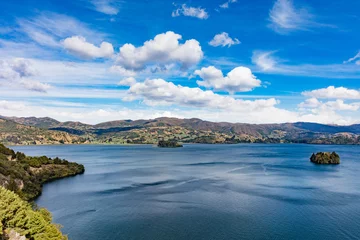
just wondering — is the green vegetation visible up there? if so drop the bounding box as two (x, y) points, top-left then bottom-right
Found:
(2, 116), (360, 145)
(0, 186), (67, 240)
(158, 140), (183, 148)
(310, 152), (340, 164)
(0, 144), (84, 200)
(0, 119), (86, 145)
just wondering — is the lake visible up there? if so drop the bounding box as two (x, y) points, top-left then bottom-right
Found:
(12, 144), (360, 240)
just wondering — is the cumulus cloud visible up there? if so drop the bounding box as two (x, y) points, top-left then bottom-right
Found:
(299, 98), (360, 112)
(172, 4), (209, 19)
(194, 66), (261, 93)
(125, 78), (274, 110)
(63, 36), (114, 59)
(298, 97), (321, 108)
(302, 86), (360, 99)
(118, 77), (136, 86)
(0, 58), (51, 92)
(209, 32), (240, 47)
(110, 65), (137, 77)
(115, 31), (203, 71)
(90, 0), (121, 15)
(268, 0), (316, 34)
(0, 100), (26, 111)
(0, 58), (37, 79)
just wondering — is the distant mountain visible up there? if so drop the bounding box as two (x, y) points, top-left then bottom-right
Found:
(0, 118), (86, 145)
(0, 115), (60, 128)
(1, 116), (359, 145)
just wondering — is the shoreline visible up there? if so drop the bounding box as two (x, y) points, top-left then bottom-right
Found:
(6, 142), (360, 147)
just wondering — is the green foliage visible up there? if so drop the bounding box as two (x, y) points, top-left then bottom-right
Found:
(0, 186), (67, 240)
(0, 144), (84, 200)
(310, 152), (340, 164)
(0, 144), (15, 158)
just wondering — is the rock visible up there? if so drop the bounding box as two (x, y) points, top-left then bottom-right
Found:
(6, 229), (26, 240)
(310, 152), (340, 164)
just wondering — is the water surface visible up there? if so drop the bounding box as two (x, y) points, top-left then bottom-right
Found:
(13, 144), (360, 240)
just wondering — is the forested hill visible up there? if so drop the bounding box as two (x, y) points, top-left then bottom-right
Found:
(0, 144), (85, 239)
(0, 144), (84, 200)
(1, 115), (360, 145)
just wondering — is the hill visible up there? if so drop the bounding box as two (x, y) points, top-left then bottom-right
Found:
(0, 119), (87, 145)
(0, 144), (84, 200)
(1, 116), (360, 145)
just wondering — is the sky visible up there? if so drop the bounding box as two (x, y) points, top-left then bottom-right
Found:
(0, 0), (360, 125)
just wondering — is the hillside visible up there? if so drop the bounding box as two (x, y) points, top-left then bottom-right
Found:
(1, 116), (360, 145)
(0, 144), (85, 200)
(0, 119), (87, 145)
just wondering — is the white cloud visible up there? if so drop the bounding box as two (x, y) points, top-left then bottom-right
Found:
(1, 96), (359, 125)
(62, 36), (114, 59)
(0, 39), (54, 59)
(110, 65), (137, 77)
(20, 27), (60, 48)
(118, 77), (136, 86)
(298, 97), (321, 108)
(268, 0), (318, 34)
(219, 2), (229, 9)
(90, 0), (121, 15)
(219, 0), (237, 9)
(194, 66), (261, 93)
(344, 51), (360, 64)
(125, 78), (273, 110)
(19, 79), (51, 93)
(252, 51), (278, 71)
(0, 58), (51, 92)
(299, 98), (360, 112)
(17, 12), (106, 48)
(252, 51), (360, 79)
(172, 4), (209, 19)
(302, 86), (360, 99)
(115, 31), (203, 71)
(209, 32), (240, 47)
(0, 58), (37, 79)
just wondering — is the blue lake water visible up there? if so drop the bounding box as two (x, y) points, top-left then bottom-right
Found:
(12, 144), (360, 240)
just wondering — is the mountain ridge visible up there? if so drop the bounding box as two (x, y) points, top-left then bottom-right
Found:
(0, 115), (359, 145)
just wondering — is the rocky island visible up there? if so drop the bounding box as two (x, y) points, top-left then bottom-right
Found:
(158, 140), (183, 148)
(310, 152), (340, 164)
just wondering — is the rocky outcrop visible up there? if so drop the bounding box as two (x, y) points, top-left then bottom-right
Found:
(5, 230), (26, 240)
(310, 152), (340, 164)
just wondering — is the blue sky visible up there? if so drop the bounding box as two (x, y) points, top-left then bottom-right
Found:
(0, 0), (360, 124)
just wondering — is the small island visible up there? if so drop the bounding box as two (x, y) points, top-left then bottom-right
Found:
(158, 140), (183, 148)
(310, 152), (340, 164)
